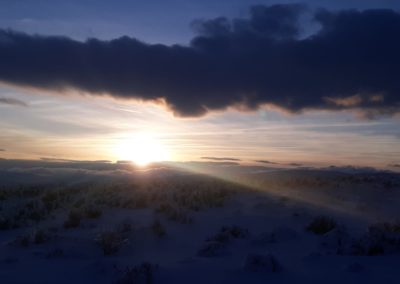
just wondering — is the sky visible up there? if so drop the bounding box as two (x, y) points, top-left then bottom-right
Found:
(0, 0), (399, 169)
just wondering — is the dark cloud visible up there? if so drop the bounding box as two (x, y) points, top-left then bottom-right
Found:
(40, 157), (112, 163)
(0, 97), (28, 107)
(117, 160), (134, 164)
(201, 156), (241, 161)
(255, 160), (278, 164)
(288, 163), (303, 167)
(0, 5), (400, 117)
(388, 164), (400, 168)
(0, 148), (5, 151)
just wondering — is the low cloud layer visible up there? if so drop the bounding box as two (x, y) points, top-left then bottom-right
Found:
(0, 4), (399, 117)
(201, 156), (241, 161)
(255, 160), (278, 165)
(0, 97), (28, 107)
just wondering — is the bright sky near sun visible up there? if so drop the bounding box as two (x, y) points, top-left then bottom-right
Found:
(0, 0), (400, 168)
(0, 84), (399, 168)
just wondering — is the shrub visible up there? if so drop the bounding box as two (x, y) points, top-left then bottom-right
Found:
(199, 225), (248, 257)
(10, 228), (51, 247)
(306, 216), (337, 235)
(95, 231), (127, 256)
(24, 201), (46, 222)
(243, 253), (281, 272)
(346, 262), (365, 273)
(74, 198), (86, 208)
(207, 225), (249, 243)
(84, 206), (102, 219)
(151, 220), (166, 238)
(0, 189), (10, 201)
(0, 215), (12, 230)
(319, 226), (352, 255)
(117, 220), (134, 234)
(221, 225), (249, 239)
(197, 241), (225, 257)
(156, 202), (193, 223)
(63, 210), (82, 229)
(115, 262), (158, 284)
(12, 235), (31, 247)
(369, 222), (400, 234)
(253, 227), (298, 245)
(46, 248), (64, 259)
(33, 228), (50, 244)
(156, 203), (193, 224)
(41, 191), (59, 211)
(348, 222), (400, 256)
(367, 244), (385, 256)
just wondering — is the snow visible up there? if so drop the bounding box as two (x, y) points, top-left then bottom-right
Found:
(1, 162), (400, 283)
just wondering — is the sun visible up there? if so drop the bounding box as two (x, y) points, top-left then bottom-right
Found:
(114, 133), (171, 166)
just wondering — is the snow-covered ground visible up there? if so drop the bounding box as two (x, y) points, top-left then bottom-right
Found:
(1, 160), (400, 283)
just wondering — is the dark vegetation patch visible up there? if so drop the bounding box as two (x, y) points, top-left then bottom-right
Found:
(115, 262), (158, 284)
(243, 253), (281, 272)
(0, 173), (241, 231)
(198, 225), (249, 257)
(306, 216), (337, 235)
(350, 222), (400, 256)
(320, 222), (400, 256)
(151, 219), (167, 238)
(95, 230), (128, 256)
(9, 228), (54, 248)
(155, 203), (193, 224)
(63, 209), (82, 229)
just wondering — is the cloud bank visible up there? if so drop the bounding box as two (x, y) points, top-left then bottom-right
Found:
(201, 156), (241, 161)
(255, 160), (278, 165)
(0, 97), (28, 107)
(0, 4), (399, 117)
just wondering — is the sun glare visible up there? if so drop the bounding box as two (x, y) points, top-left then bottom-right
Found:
(114, 133), (171, 166)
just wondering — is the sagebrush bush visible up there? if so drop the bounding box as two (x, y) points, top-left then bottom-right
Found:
(63, 210), (82, 228)
(306, 216), (337, 235)
(0, 189), (10, 201)
(243, 253), (281, 272)
(348, 221), (400, 256)
(33, 228), (50, 244)
(151, 220), (166, 238)
(367, 244), (385, 256)
(12, 235), (31, 247)
(117, 220), (134, 234)
(74, 198), (86, 208)
(10, 228), (51, 247)
(156, 203), (192, 224)
(84, 205), (102, 219)
(0, 215), (13, 230)
(115, 262), (158, 284)
(197, 241), (225, 257)
(46, 248), (64, 259)
(199, 225), (249, 257)
(369, 222), (400, 234)
(24, 200), (47, 222)
(41, 191), (59, 211)
(95, 230), (127, 256)
(207, 225), (249, 243)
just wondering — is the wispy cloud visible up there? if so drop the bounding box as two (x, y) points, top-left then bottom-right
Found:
(40, 157), (112, 163)
(288, 163), (303, 167)
(388, 163), (400, 168)
(255, 160), (278, 165)
(201, 156), (241, 161)
(0, 97), (28, 107)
